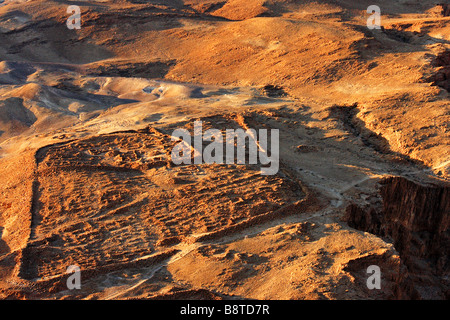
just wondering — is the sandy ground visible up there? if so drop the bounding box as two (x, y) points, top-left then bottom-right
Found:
(0, 0), (448, 299)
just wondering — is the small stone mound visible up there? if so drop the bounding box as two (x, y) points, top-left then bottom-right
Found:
(262, 84), (287, 98)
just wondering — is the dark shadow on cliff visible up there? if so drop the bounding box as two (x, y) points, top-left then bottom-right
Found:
(325, 103), (426, 166)
(345, 177), (450, 299)
(0, 226), (9, 256)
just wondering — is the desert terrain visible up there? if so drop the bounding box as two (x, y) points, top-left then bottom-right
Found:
(0, 0), (448, 300)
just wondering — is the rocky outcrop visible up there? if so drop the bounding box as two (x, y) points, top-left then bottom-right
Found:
(439, 3), (450, 17)
(345, 176), (450, 299)
(430, 50), (450, 92)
